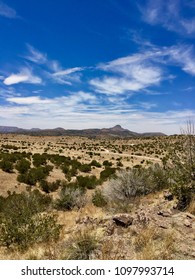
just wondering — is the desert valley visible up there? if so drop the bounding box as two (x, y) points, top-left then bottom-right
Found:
(0, 125), (194, 260)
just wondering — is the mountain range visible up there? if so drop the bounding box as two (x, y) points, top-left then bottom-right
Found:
(0, 125), (166, 138)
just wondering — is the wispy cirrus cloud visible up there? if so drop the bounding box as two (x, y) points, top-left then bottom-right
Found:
(0, 1), (18, 19)
(90, 43), (195, 95)
(24, 44), (47, 64)
(139, 0), (195, 35)
(51, 67), (84, 85)
(3, 67), (42, 85)
(23, 44), (84, 85)
(166, 44), (195, 75)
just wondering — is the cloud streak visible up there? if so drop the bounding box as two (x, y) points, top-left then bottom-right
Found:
(24, 44), (47, 64)
(139, 0), (195, 35)
(0, 1), (18, 18)
(90, 43), (195, 95)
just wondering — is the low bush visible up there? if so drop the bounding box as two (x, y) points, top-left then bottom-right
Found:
(104, 168), (151, 203)
(103, 160), (112, 167)
(63, 230), (98, 260)
(0, 159), (14, 173)
(0, 190), (60, 250)
(40, 179), (61, 193)
(17, 165), (53, 185)
(92, 189), (107, 207)
(77, 175), (98, 190)
(100, 167), (116, 182)
(79, 164), (91, 173)
(15, 158), (31, 174)
(90, 160), (101, 168)
(54, 185), (86, 211)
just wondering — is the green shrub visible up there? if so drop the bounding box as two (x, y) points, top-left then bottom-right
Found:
(90, 160), (101, 168)
(77, 175), (97, 190)
(17, 165), (53, 185)
(32, 153), (47, 167)
(100, 167), (116, 182)
(103, 160), (112, 167)
(0, 190), (59, 250)
(148, 163), (169, 191)
(15, 158), (31, 174)
(92, 189), (107, 207)
(79, 164), (91, 173)
(0, 159), (13, 173)
(40, 179), (61, 193)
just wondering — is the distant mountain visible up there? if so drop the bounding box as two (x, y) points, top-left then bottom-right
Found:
(0, 125), (166, 138)
(0, 126), (22, 133)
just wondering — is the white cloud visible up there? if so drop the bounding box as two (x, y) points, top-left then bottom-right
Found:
(24, 44), (47, 64)
(0, 1), (18, 18)
(90, 77), (145, 94)
(7, 96), (52, 105)
(51, 67), (83, 85)
(1, 95), (194, 134)
(22, 44), (84, 85)
(138, 102), (157, 110)
(3, 68), (42, 85)
(91, 51), (163, 95)
(139, 0), (195, 35)
(53, 67), (83, 76)
(90, 43), (195, 95)
(167, 45), (195, 76)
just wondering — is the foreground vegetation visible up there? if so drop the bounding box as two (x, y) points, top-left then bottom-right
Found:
(0, 124), (194, 259)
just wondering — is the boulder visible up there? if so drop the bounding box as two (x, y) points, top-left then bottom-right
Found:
(113, 214), (134, 228)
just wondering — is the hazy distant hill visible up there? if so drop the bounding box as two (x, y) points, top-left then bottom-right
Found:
(0, 125), (166, 138)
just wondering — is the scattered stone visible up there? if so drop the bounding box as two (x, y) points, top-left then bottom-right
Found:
(113, 214), (134, 228)
(164, 191), (173, 201)
(184, 219), (192, 228)
(186, 213), (195, 220)
(106, 222), (115, 236)
(134, 211), (150, 226)
(157, 210), (172, 217)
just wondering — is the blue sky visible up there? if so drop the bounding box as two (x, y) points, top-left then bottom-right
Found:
(0, 0), (195, 134)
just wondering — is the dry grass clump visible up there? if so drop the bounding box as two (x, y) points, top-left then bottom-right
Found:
(133, 226), (175, 260)
(98, 238), (130, 260)
(187, 198), (195, 215)
(61, 228), (98, 260)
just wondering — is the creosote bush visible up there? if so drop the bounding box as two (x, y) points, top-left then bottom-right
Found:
(92, 189), (107, 207)
(40, 179), (61, 193)
(77, 175), (98, 190)
(15, 158), (31, 174)
(0, 190), (60, 250)
(0, 159), (13, 173)
(17, 165), (53, 185)
(100, 167), (116, 183)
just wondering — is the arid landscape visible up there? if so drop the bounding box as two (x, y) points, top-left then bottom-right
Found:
(0, 126), (194, 260)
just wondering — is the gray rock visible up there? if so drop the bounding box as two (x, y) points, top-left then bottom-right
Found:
(113, 214), (134, 228)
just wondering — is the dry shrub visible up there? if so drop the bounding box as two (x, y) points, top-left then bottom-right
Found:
(134, 226), (175, 260)
(62, 228), (98, 260)
(98, 238), (128, 260)
(104, 169), (150, 204)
